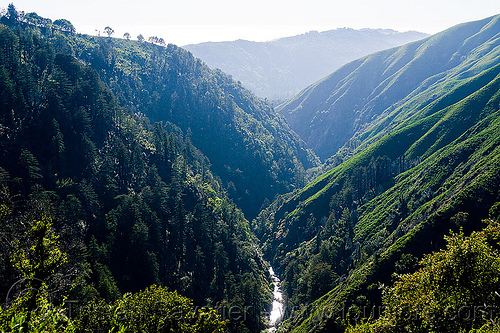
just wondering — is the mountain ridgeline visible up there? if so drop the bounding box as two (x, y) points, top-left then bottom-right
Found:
(2, 3), (500, 333)
(184, 29), (428, 100)
(257, 14), (500, 332)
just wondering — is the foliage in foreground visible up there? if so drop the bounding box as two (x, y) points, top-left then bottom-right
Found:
(0, 285), (226, 333)
(76, 285), (226, 333)
(346, 220), (500, 333)
(0, 210), (226, 333)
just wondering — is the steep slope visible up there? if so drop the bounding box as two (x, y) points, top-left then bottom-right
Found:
(278, 14), (500, 160)
(0, 18), (271, 333)
(347, 221), (500, 333)
(184, 29), (428, 100)
(255, 14), (500, 333)
(67, 35), (318, 220)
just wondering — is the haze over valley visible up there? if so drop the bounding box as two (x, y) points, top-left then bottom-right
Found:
(184, 29), (428, 100)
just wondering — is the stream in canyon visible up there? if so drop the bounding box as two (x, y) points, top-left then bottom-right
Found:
(268, 266), (284, 332)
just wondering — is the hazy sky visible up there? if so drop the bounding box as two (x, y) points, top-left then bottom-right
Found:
(5, 0), (500, 45)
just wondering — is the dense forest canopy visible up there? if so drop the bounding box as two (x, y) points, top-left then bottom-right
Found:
(2, 4), (500, 333)
(0, 5), (280, 332)
(52, 20), (318, 220)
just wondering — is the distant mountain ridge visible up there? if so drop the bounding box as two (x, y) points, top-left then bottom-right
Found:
(184, 28), (428, 100)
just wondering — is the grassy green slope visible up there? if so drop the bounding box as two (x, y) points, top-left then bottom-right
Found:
(278, 14), (500, 161)
(257, 15), (500, 333)
(283, 83), (500, 333)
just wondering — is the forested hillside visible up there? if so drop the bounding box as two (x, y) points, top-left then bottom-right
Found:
(8, 9), (320, 220)
(63, 31), (318, 220)
(184, 29), (427, 100)
(255, 14), (500, 332)
(0, 7), (280, 332)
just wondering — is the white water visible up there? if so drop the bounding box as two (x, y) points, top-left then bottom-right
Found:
(268, 266), (284, 332)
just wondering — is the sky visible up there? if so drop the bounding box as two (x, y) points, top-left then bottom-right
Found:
(4, 0), (500, 45)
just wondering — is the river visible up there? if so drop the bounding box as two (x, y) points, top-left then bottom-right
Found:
(268, 266), (284, 332)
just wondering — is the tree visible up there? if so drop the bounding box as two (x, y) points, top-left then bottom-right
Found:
(12, 215), (68, 307)
(53, 19), (75, 33)
(148, 36), (158, 44)
(0, 293), (75, 333)
(24, 12), (52, 27)
(158, 37), (166, 46)
(77, 285), (226, 332)
(0, 213), (72, 331)
(303, 261), (336, 302)
(123, 32), (131, 40)
(104, 26), (114, 37)
(5, 3), (19, 25)
(137, 34), (145, 42)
